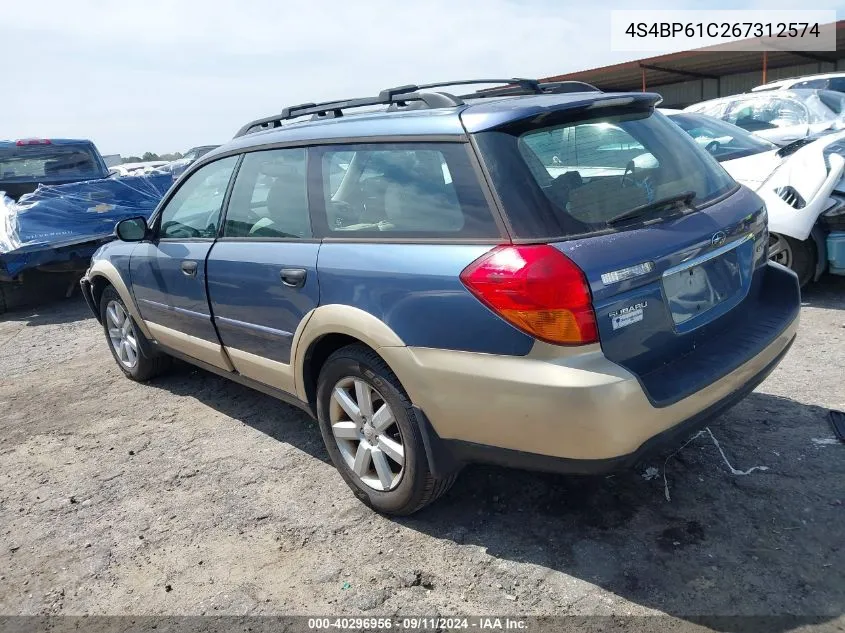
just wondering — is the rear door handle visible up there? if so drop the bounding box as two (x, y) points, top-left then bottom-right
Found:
(181, 260), (198, 277)
(280, 268), (307, 288)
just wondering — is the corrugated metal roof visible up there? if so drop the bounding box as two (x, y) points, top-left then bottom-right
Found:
(543, 22), (845, 92)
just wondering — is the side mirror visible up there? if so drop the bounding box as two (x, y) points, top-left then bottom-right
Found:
(115, 217), (148, 242)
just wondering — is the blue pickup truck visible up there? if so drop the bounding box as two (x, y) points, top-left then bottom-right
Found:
(0, 138), (110, 201)
(0, 139), (171, 313)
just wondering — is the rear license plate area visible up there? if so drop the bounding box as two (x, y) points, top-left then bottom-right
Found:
(662, 249), (744, 325)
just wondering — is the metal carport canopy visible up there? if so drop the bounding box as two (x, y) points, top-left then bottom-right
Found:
(542, 21), (845, 92)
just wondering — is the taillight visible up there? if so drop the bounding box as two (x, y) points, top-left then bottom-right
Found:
(459, 244), (598, 345)
(16, 139), (52, 146)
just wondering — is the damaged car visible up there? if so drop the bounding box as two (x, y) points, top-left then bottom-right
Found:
(684, 90), (845, 147)
(1, 173), (173, 313)
(665, 110), (845, 286)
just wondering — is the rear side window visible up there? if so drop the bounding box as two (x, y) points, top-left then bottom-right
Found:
(0, 144), (104, 181)
(475, 110), (736, 239)
(224, 148), (311, 238)
(314, 143), (499, 239)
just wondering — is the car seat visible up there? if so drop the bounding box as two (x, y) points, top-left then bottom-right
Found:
(250, 170), (310, 238)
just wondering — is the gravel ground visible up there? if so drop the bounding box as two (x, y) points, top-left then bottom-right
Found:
(0, 276), (843, 629)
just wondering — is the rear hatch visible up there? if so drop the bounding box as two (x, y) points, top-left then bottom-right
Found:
(470, 97), (797, 405)
(553, 186), (784, 405)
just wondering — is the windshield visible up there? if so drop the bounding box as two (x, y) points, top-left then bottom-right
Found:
(668, 113), (777, 162)
(476, 109), (737, 238)
(0, 144), (103, 182)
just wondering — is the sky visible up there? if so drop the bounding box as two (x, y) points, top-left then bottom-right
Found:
(2, 0), (842, 156)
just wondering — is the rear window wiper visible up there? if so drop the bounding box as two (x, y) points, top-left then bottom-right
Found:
(607, 191), (696, 226)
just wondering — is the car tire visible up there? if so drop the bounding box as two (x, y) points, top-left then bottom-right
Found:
(316, 344), (457, 515)
(770, 233), (816, 288)
(99, 285), (170, 381)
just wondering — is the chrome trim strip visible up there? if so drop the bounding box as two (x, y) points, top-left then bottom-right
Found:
(662, 234), (753, 278)
(215, 315), (293, 339)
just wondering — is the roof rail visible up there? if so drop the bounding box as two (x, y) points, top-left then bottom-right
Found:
(380, 78), (542, 98)
(233, 78), (602, 138)
(234, 90), (465, 138)
(460, 80), (601, 99)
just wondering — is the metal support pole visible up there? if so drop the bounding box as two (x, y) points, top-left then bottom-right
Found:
(762, 51), (768, 84)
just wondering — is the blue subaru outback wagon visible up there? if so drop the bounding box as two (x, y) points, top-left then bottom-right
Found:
(81, 79), (800, 514)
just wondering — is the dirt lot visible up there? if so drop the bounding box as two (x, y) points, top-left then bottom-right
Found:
(0, 276), (843, 628)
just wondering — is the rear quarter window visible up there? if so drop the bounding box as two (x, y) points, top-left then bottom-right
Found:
(312, 143), (500, 239)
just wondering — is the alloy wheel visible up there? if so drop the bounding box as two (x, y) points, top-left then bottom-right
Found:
(768, 233), (793, 269)
(106, 300), (139, 369)
(329, 377), (405, 491)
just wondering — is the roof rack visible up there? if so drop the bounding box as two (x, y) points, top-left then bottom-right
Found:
(459, 80), (601, 99)
(234, 90), (464, 137)
(234, 78), (602, 137)
(381, 78), (543, 98)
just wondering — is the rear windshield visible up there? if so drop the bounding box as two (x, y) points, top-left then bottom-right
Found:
(668, 113), (777, 162)
(476, 109), (737, 239)
(0, 144), (104, 182)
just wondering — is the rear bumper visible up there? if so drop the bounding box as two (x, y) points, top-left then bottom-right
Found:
(418, 334), (794, 476)
(380, 267), (800, 470)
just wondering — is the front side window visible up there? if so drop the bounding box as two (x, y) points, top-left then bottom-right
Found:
(476, 109), (737, 238)
(316, 143), (498, 238)
(158, 156), (238, 239)
(223, 148), (310, 238)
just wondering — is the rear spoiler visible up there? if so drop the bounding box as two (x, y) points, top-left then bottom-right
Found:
(461, 93), (664, 134)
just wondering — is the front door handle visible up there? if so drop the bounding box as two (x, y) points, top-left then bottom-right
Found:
(181, 260), (198, 277)
(280, 268), (307, 288)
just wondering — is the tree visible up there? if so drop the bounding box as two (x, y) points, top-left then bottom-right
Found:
(141, 152), (160, 162)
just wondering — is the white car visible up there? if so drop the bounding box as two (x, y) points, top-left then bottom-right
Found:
(752, 72), (845, 93)
(108, 161), (169, 177)
(683, 90), (845, 147)
(665, 110), (845, 285)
